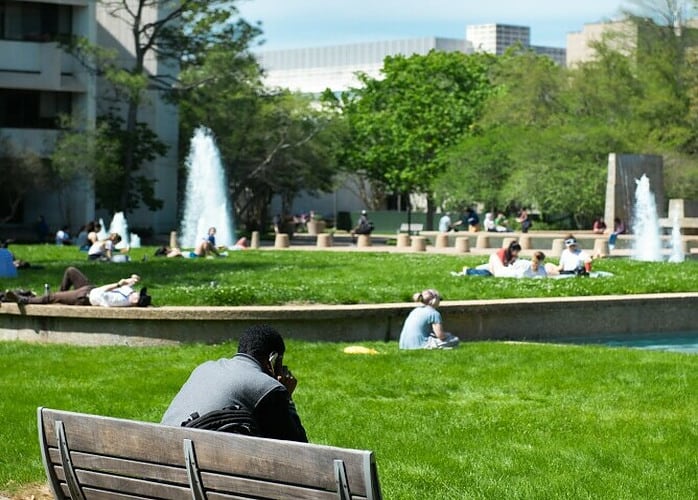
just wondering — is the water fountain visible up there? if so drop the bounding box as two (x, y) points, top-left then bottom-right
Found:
(668, 205), (685, 263)
(179, 127), (235, 249)
(107, 212), (131, 250)
(97, 218), (108, 241)
(631, 174), (663, 262)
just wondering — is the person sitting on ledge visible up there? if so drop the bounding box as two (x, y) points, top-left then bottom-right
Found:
(3, 266), (151, 307)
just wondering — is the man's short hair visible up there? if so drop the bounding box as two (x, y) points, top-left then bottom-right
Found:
(238, 325), (285, 359)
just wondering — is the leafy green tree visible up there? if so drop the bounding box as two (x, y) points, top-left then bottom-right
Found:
(0, 136), (49, 223)
(337, 50), (496, 227)
(177, 46), (341, 231)
(440, 49), (636, 227)
(65, 0), (261, 212)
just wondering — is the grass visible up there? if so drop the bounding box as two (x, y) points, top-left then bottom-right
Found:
(4, 244), (698, 305)
(0, 340), (696, 498)
(2, 245), (697, 498)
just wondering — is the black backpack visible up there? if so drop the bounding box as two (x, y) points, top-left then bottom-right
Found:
(181, 404), (259, 436)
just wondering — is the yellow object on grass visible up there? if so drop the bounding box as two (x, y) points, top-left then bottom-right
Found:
(343, 345), (380, 355)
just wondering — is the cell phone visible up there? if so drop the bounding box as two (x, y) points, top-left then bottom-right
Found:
(268, 352), (279, 376)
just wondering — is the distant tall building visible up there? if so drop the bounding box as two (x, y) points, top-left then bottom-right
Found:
(466, 24), (530, 54)
(566, 21), (635, 66)
(466, 23), (566, 65)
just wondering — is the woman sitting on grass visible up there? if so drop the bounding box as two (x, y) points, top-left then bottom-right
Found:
(398, 289), (459, 350)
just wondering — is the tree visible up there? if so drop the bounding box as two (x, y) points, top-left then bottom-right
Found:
(0, 136), (49, 223)
(65, 0), (261, 212)
(337, 50), (496, 227)
(177, 45), (342, 231)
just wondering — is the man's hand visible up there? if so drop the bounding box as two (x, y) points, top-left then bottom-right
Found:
(277, 366), (297, 395)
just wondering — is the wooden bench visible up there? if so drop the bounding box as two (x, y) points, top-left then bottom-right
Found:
(38, 407), (383, 499)
(397, 223), (423, 235)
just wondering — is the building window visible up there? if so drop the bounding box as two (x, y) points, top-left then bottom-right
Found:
(0, 89), (72, 129)
(0, 0), (72, 42)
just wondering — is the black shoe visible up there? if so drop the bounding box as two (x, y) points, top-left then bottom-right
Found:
(4, 290), (19, 303)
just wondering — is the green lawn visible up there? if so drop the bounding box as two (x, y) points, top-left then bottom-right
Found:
(1, 340), (696, 498)
(4, 244), (698, 306)
(2, 245), (697, 498)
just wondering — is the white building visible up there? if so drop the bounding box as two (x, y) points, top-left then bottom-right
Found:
(0, 0), (178, 235)
(467, 23), (566, 65)
(259, 37), (470, 96)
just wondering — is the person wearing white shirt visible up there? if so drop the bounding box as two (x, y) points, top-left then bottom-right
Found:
(556, 236), (592, 275)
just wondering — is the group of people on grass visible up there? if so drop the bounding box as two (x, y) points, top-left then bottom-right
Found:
(456, 236), (592, 279)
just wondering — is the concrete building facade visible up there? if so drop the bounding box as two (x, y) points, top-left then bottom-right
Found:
(0, 0), (178, 236)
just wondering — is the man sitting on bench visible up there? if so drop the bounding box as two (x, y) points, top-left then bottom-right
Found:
(351, 209), (374, 243)
(161, 324), (308, 442)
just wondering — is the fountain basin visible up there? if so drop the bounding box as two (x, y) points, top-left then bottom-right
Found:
(1, 293), (696, 347)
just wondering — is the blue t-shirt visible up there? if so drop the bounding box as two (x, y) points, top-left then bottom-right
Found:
(398, 305), (442, 349)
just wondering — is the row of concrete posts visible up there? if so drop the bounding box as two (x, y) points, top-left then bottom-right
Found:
(269, 232), (613, 257)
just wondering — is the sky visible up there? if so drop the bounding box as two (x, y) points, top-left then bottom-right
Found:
(236, 0), (633, 52)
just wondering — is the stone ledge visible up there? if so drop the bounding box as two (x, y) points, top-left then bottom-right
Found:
(1, 293), (696, 346)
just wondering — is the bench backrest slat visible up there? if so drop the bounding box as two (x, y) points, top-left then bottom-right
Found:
(39, 407), (382, 500)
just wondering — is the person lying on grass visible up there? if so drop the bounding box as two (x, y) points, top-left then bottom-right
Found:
(3, 266), (151, 307)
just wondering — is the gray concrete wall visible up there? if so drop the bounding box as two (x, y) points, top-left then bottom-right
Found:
(1, 294), (696, 346)
(605, 153), (665, 228)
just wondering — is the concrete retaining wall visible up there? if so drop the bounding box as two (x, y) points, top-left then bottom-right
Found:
(1, 293), (696, 346)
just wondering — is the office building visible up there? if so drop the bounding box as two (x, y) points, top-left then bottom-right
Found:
(467, 23), (566, 65)
(0, 0), (178, 234)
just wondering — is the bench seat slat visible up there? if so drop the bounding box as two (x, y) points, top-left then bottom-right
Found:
(81, 487), (172, 500)
(201, 471), (346, 500)
(48, 449), (191, 485)
(76, 471), (191, 500)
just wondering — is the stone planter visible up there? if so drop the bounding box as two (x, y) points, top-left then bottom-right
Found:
(307, 220), (326, 235)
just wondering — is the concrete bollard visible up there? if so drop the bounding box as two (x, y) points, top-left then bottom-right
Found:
(357, 234), (372, 247)
(455, 236), (470, 253)
(476, 234), (490, 249)
(435, 233), (449, 249)
(169, 231), (178, 249)
(502, 237), (517, 248)
(250, 231), (260, 249)
(396, 233), (411, 248)
(551, 238), (564, 258)
(519, 235), (532, 250)
(593, 238), (609, 258)
(316, 233), (332, 248)
(274, 233), (290, 249)
(411, 236), (427, 252)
